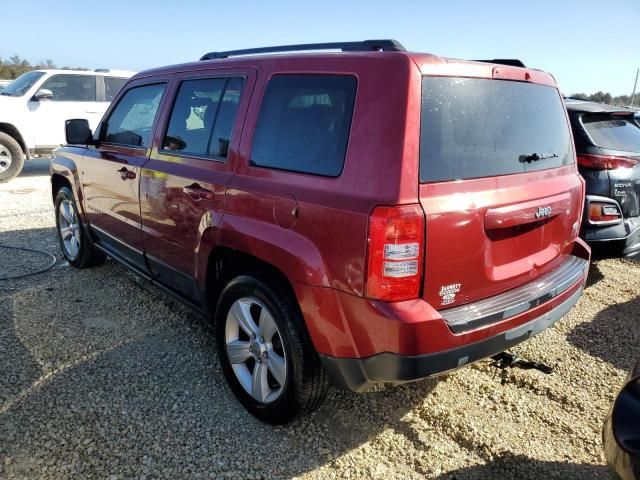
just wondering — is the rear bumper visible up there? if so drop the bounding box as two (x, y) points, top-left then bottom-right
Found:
(320, 286), (583, 391)
(584, 215), (640, 256)
(582, 195), (640, 256)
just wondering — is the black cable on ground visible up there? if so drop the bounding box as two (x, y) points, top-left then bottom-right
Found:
(0, 244), (57, 280)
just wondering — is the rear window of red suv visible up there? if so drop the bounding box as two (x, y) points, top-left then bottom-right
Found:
(420, 77), (573, 183)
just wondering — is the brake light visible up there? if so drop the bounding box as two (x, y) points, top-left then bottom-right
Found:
(589, 202), (621, 222)
(366, 204), (425, 301)
(577, 154), (638, 170)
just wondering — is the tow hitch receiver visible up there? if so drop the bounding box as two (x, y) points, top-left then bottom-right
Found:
(491, 351), (553, 374)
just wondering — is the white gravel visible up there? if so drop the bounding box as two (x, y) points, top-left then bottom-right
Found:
(1, 162), (638, 479)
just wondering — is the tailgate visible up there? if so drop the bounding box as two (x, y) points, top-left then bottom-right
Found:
(418, 76), (582, 309)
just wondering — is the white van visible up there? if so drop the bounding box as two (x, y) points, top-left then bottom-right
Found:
(0, 69), (135, 181)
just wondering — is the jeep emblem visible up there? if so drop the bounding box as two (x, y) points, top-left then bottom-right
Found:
(535, 206), (552, 219)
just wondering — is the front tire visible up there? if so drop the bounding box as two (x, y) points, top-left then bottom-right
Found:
(215, 275), (329, 424)
(55, 186), (105, 268)
(0, 132), (25, 183)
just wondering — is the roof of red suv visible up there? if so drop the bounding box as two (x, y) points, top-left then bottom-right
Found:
(130, 39), (558, 89)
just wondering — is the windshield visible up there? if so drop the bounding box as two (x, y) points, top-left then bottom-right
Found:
(420, 77), (573, 182)
(582, 115), (640, 153)
(1, 71), (45, 97)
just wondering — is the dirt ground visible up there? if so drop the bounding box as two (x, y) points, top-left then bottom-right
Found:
(1, 161), (638, 479)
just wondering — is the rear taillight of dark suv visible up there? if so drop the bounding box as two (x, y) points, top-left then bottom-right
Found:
(365, 204), (425, 301)
(577, 154), (638, 170)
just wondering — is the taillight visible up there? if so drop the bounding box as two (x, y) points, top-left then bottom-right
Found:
(589, 202), (622, 223)
(577, 154), (638, 170)
(366, 204), (425, 301)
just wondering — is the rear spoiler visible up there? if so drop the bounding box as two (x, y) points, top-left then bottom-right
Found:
(475, 59), (526, 68)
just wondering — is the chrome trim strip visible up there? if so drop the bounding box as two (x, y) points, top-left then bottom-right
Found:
(441, 256), (588, 333)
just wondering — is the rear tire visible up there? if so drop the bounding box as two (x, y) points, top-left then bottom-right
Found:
(54, 186), (105, 268)
(215, 274), (329, 424)
(0, 132), (25, 183)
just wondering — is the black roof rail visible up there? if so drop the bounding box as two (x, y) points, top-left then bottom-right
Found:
(200, 39), (406, 61)
(474, 59), (526, 68)
(94, 68), (110, 73)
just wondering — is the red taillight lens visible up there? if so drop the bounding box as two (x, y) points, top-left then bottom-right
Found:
(366, 204), (425, 302)
(589, 202), (621, 222)
(577, 154), (638, 170)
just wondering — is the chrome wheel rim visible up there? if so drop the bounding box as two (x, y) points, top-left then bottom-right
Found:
(58, 199), (81, 260)
(225, 297), (287, 403)
(0, 144), (12, 174)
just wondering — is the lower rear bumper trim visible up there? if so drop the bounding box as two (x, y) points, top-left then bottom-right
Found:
(320, 286), (583, 392)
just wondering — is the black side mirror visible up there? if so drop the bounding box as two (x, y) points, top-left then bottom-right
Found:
(65, 119), (94, 145)
(612, 376), (640, 454)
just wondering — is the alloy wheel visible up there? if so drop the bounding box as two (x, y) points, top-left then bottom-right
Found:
(224, 297), (287, 403)
(0, 144), (12, 174)
(58, 199), (81, 260)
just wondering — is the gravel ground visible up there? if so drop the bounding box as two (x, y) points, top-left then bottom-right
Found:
(1, 161), (638, 479)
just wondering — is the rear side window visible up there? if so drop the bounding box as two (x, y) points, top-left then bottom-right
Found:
(250, 75), (357, 176)
(41, 74), (96, 101)
(162, 77), (244, 158)
(420, 77), (572, 182)
(103, 83), (165, 148)
(105, 77), (128, 101)
(582, 116), (640, 153)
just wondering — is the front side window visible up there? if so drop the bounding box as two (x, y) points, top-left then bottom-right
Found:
(162, 77), (244, 158)
(41, 74), (96, 101)
(1, 71), (45, 97)
(103, 83), (165, 148)
(250, 75), (357, 176)
(105, 77), (128, 102)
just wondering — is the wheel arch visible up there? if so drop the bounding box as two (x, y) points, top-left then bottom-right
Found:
(0, 123), (28, 158)
(204, 246), (299, 316)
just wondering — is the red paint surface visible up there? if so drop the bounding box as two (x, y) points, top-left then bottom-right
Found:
(51, 50), (590, 362)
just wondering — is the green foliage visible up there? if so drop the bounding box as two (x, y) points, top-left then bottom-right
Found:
(0, 56), (88, 80)
(569, 91), (635, 107)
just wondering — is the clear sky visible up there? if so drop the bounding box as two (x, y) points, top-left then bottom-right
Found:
(3, 0), (639, 96)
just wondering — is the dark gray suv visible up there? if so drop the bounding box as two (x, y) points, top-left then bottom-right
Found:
(565, 99), (640, 257)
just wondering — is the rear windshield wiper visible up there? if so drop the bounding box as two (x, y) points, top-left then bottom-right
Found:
(519, 152), (558, 163)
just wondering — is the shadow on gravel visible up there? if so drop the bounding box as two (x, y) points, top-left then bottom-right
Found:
(585, 260), (605, 289)
(17, 158), (50, 178)
(437, 453), (611, 480)
(567, 294), (640, 372)
(0, 325), (441, 479)
(0, 296), (42, 407)
(1, 225), (443, 479)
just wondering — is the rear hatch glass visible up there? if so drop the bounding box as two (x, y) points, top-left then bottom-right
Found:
(582, 114), (640, 218)
(582, 115), (640, 153)
(420, 77), (573, 182)
(418, 77), (583, 311)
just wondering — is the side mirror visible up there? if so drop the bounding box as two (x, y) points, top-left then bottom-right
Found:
(65, 119), (94, 145)
(33, 88), (54, 101)
(612, 375), (640, 454)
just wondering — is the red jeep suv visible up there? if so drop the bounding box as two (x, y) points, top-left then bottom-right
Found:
(51, 40), (590, 424)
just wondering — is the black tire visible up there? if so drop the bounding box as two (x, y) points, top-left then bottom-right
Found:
(215, 274), (329, 424)
(0, 132), (25, 183)
(54, 186), (105, 268)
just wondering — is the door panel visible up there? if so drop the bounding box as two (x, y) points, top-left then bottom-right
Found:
(82, 81), (167, 271)
(82, 145), (148, 268)
(32, 74), (98, 147)
(140, 72), (254, 304)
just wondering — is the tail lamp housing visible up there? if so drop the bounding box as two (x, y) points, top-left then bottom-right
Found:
(589, 201), (622, 224)
(365, 204), (425, 302)
(577, 154), (638, 170)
